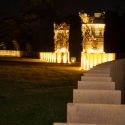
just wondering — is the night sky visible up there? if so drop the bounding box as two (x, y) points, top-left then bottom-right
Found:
(65, 0), (125, 14)
(0, 0), (21, 17)
(0, 0), (125, 18)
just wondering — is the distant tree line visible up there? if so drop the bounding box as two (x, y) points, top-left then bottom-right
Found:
(0, 0), (66, 52)
(0, 0), (125, 56)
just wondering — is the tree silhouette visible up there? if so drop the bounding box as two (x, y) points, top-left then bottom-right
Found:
(0, 16), (22, 50)
(20, 0), (66, 51)
(104, 10), (124, 52)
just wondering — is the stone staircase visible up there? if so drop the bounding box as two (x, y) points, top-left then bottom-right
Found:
(53, 62), (125, 125)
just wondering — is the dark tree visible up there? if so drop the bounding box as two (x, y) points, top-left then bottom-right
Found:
(21, 0), (66, 18)
(20, 0), (66, 51)
(104, 10), (125, 53)
(68, 14), (82, 62)
(0, 16), (22, 50)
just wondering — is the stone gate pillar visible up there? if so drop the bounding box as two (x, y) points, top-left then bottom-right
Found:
(79, 11), (105, 53)
(79, 11), (115, 70)
(54, 22), (70, 63)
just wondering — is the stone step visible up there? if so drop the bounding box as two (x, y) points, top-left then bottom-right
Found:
(90, 67), (110, 70)
(84, 73), (110, 77)
(73, 89), (121, 104)
(53, 123), (124, 125)
(92, 67), (110, 70)
(78, 81), (115, 90)
(81, 76), (112, 82)
(88, 69), (110, 73)
(95, 64), (112, 68)
(67, 103), (125, 124)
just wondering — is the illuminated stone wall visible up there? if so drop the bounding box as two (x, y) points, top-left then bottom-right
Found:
(0, 50), (21, 57)
(79, 12), (115, 70)
(40, 52), (56, 62)
(39, 22), (70, 63)
(81, 52), (115, 70)
(40, 52), (69, 63)
(54, 22), (70, 53)
(39, 23), (70, 63)
(79, 12), (105, 53)
(81, 24), (105, 53)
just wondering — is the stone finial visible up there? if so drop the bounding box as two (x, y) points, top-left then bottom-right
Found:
(54, 22), (70, 30)
(79, 11), (94, 24)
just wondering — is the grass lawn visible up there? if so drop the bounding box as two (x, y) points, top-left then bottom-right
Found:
(0, 61), (85, 125)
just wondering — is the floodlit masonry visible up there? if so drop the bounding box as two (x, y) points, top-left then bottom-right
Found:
(79, 11), (115, 70)
(40, 11), (115, 67)
(0, 50), (21, 57)
(81, 53), (115, 70)
(40, 22), (70, 63)
(40, 52), (69, 63)
(0, 12), (115, 66)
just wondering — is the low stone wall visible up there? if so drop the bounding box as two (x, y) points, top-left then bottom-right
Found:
(81, 52), (115, 70)
(40, 52), (70, 63)
(53, 59), (125, 125)
(0, 50), (40, 58)
(40, 52), (56, 62)
(0, 50), (21, 57)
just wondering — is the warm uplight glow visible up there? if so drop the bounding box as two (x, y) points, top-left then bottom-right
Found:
(40, 52), (69, 63)
(81, 52), (115, 70)
(79, 12), (113, 70)
(56, 53), (61, 63)
(71, 57), (76, 63)
(40, 52), (56, 63)
(54, 22), (69, 53)
(81, 24), (105, 53)
(79, 67), (82, 70)
(86, 48), (104, 53)
(63, 53), (67, 63)
(55, 48), (68, 53)
(48, 22), (70, 64)
(94, 13), (102, 17)
(0, 50), (21, 57)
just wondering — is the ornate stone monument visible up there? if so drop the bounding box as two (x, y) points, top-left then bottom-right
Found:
(79, 11), (105, 53)
(54, 22), (70, 53)
(53, 22), (70, 63)
(79, 11), (115, 70)
(40, 22), (70, 63)
(40, 12), (115, 65)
